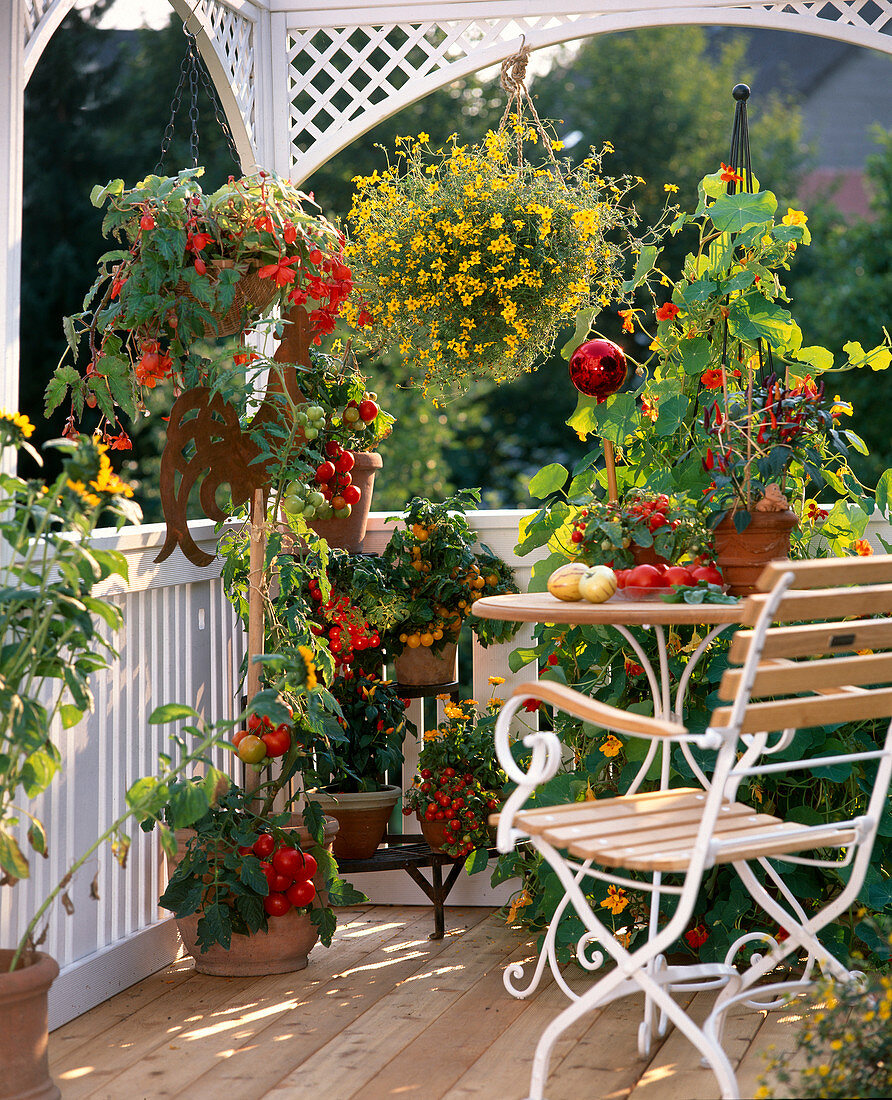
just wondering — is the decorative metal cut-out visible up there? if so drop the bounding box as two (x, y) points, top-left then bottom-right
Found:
(155, 386), (271, 566)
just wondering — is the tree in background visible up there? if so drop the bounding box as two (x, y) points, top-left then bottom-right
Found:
(785, 128), (892, 485)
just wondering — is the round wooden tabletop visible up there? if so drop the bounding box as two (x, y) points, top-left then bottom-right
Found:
(471, 591), (744, 627)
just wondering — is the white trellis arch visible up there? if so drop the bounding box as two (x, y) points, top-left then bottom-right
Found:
(3, 0), (892, 415)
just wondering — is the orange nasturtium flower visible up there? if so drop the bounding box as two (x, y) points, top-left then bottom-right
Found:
(600, 885), (630, 915)
(853, 539), (874, 557)
(782, 207), (808, 227)
(600, 734), (623, 758)
(617, 308), (636, 333)
(655, 301), (680, 323)
(701, 368), (725, 390)
(719, 162), (743, 183)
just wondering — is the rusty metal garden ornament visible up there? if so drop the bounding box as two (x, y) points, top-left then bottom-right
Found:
(154, 386), (271, 567)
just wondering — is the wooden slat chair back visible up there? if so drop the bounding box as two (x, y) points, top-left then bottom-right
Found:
(490, 554), (892, 1100)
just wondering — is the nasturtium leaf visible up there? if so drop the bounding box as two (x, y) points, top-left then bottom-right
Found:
(728, 297), (800, 351)
(528, 463), (568, 500)
(876, 470), (892, 518)
(560, 307), (596, 360)
(465, 847), (491, 876)
(678, 337), (711, 376)
(708, 190), (777, 232)
(844, 340), (892, 372)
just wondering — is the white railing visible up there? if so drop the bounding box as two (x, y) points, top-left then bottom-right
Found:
(1, 510), (541, 1028)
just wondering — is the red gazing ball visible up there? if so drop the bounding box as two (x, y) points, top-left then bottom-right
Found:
(568, 339), (628, 401)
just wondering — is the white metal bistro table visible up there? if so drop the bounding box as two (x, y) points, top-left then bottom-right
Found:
(471, 590), (744, 1053)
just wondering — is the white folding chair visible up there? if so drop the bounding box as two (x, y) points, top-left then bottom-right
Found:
(492, 554), (892, 1099)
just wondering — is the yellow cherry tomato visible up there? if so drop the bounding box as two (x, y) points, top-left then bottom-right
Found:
(407, 633), (422, 649)
(237, 734), (267, 764)
(420, 632), (434, 647)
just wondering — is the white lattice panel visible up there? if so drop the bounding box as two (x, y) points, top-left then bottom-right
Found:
(281, 0), (892, 180)
(23, 0), (53, 43)
(195, 0), (258, 151)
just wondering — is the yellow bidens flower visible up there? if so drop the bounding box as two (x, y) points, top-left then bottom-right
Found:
(91, 452), (134, 499)
(0, 409), (36, 439)
(488, 675), (506, 686)
(297, 644), (318, 691)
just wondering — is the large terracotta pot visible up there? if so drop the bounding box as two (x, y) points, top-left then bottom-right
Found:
(713, 510), (799, 596)
(167, 816), (338, 976)
(306, 785), (400, 860)
(307, 451), (383, 551)
(394, 642), (458, 687)
(0, 949), (60, 1100)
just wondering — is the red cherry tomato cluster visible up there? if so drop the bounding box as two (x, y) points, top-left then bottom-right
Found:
(614, 561), (723, 590)
(237, 835), (319, 916)
(307, 576), (381, 670)
(232, 712), (293, 764)
(405, 768), (501, 858)
(314, 442), (363, 514)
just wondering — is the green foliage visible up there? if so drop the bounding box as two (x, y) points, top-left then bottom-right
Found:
(0, 424), (140, 894)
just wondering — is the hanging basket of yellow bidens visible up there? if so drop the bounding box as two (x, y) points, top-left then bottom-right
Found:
(344, 40), (646, 403)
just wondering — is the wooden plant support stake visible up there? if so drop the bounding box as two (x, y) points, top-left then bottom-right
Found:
(604, 439), (618, 502)
(245, 486), (267, 796)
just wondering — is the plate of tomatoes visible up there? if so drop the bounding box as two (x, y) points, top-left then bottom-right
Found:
(615, 561), (724, 600)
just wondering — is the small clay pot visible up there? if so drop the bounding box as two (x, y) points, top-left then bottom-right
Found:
(306, 451), (383, 551)
(306, 786), (400, 860)
(418, 815), (449, 855)
(713, 510), (799, 596)
(393, 642), (458, 687)
(0, 949), (60, 1100)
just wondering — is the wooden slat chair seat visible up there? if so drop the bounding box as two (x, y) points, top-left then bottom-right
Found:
(491, 553), (892, 1100)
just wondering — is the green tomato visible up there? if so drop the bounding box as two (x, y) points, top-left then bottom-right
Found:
(237, 734), (267, 764)
(304, 426), (319, 441)
(316, 503), (334, 520)
(307, 490), (325, 507)
(334, 505), (352, 519)
(283, 496), (305, 516)
(306, 405), (325, 422)
(303, 505), (317, 520)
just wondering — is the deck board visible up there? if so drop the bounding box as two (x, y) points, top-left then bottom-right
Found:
(50, 906), (804, 1099)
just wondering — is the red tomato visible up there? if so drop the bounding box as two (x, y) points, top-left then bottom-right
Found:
(261, 723), (292, 758)
(270, 873), (292, 892)
(335, 451), (355, 473)
(247, 713), (262, 732)
(358, 399), (379, 422)
(272, 846), (306, 880)
(232, 729), (249, 747)
(627, 564), (663, 589)
(252, 833), (275, 858)
(315, 461), (336, 483)
(648, 513), (668, 531)
(263, 892), (291, 917)
(286, 880), (316, 908)
(692, 564), (724, 586)
(614, 569), (628, 589)
(258, 862), (276, 887)
(299, 852), (318, 879)
(342, 484), (361, 506)
(664, 565), (695, 587)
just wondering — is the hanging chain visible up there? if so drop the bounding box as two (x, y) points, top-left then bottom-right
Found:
(153, 15), (241, 175)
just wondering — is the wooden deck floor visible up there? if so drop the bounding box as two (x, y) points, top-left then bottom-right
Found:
(49, 906), (806, 1099)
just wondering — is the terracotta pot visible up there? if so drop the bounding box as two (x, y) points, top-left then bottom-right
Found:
(167, 815), (338, 976)
(713, 510), (799, 596)
(394, 642), (458, 687)
(630, 542), (670, 568)
(0, 949), (60, 1100)
(418, 815), (449, 855)
(175, 259), (278, 338)
(306, 786), (400, 860)
(306, 451), (383, 551)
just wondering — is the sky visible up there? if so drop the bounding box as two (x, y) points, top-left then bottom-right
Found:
(80, 0), (171, 30)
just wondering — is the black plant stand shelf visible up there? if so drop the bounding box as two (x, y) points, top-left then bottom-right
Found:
(336, 834), (468, 940)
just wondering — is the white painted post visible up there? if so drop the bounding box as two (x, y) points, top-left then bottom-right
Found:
(1, 0), (24, 444)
